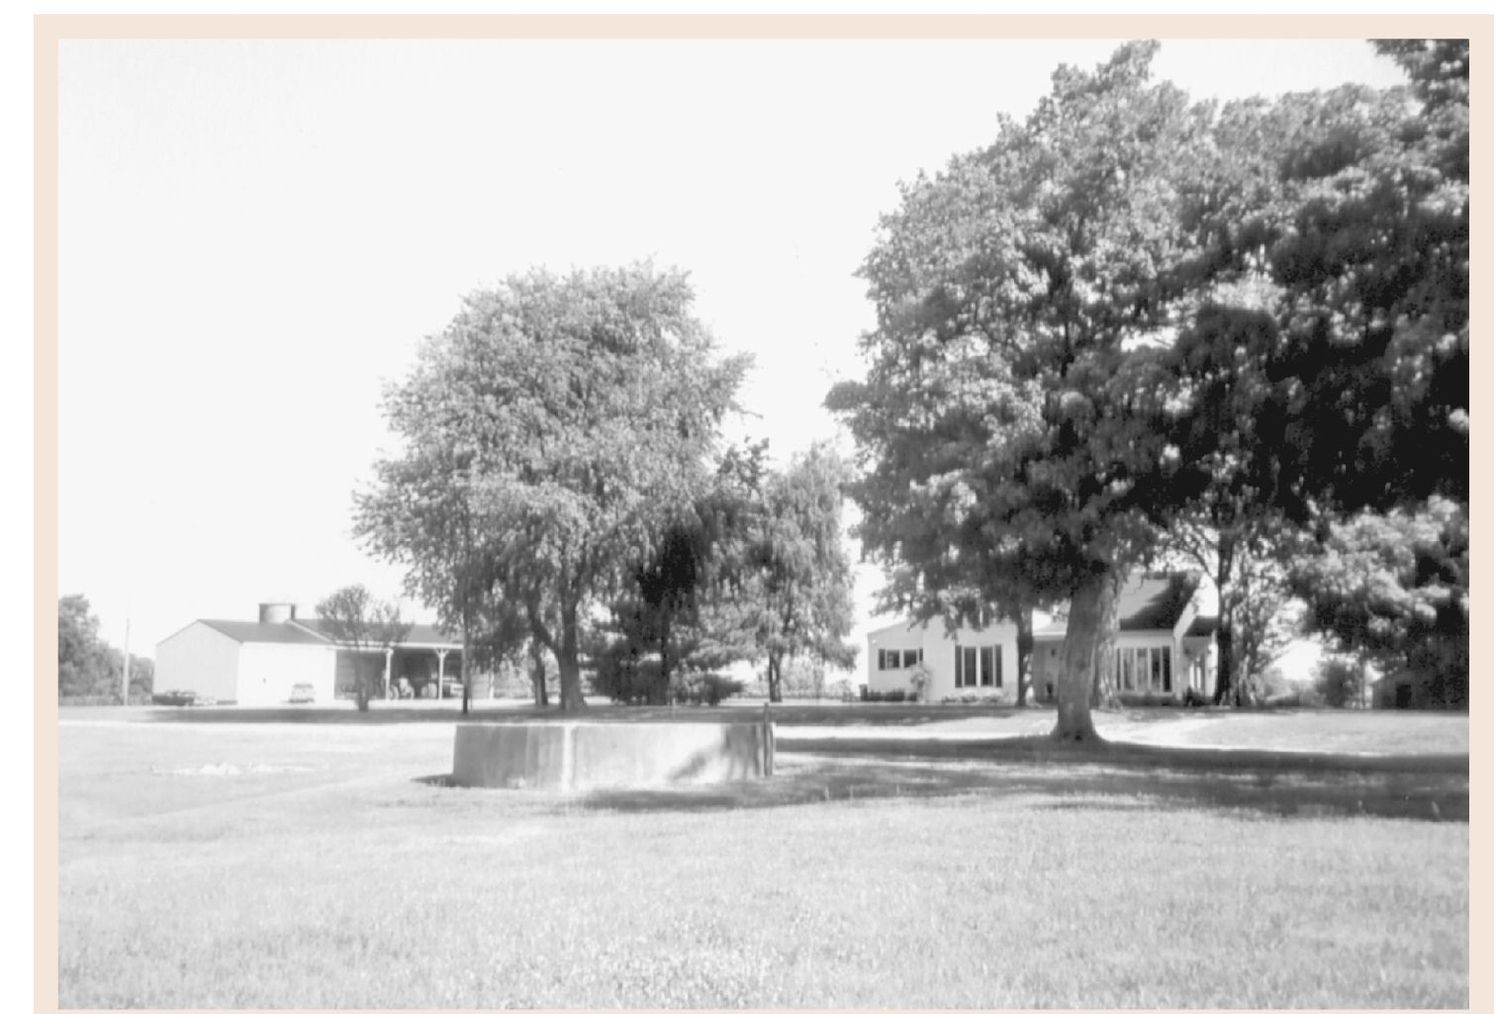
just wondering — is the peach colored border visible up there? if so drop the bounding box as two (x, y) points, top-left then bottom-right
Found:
(34, 14), (1492, 1014)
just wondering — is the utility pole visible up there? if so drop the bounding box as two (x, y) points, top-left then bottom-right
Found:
(119, 613), (131, 706)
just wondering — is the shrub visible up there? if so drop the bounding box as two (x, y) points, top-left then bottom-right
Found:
(907, 662), (933, 702)
(1315, 655), (1366, 709)
(671, 672), (747, 706)
(593, 643), (665, 704)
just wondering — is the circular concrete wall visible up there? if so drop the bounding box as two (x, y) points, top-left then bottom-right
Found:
(451, 721), (775, 790)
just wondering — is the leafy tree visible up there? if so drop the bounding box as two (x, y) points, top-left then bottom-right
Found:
(356, 397), (530, 714)
(1160, 40), (1469, 699)
(1313, 654), (1369, 710)
(359, 263), (750, 712)
(315, 585), (412, 711)
(58, 595), (152, 703)
(735, 443), (858, 703)
(601, 440), (769, 703)
(1288, 497), (1468, 709)
(831, 42), (1207, 739)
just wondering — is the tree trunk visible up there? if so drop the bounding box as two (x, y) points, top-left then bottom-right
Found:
(460, 629), (471, 716)
(1212, 532), (1238, 706)
(1052, 569), (1120, 742)
(529, 640), (549, 707)
(1090, 584), (1121, 709)
(556, 599), (587, 711)
(767, 653), (782, 704)
(355, 656), (372, 712)
(657, 612), (673, 705)
(1015, 610), (1034, 707)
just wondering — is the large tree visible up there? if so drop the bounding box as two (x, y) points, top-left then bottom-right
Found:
(359, 264), (749, 711)
(831, 42), (1206, 740)
(1158, 39), (1470, 701)
(833, 40), (1469, 736)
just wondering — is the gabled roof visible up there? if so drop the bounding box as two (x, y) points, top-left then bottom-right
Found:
(1033, 572), (1207, 639)
(196, 619), (332, 645)
(1118, 572), (1200, 631)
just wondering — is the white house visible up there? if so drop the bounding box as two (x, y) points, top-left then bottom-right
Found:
(1030, 572), (1218, 704)
(866, 616), (1022, 702)
(154, 603), (465, 705)
(866, 572), (1218, 705)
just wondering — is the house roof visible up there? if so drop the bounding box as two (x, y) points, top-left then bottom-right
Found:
(1033, 572), (1206, 639)
(196, 619), (332, 645)
(1118, 572), (1200, 631)
(1184, 614), (1220, 638)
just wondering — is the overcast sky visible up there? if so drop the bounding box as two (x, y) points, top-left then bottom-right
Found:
(55, 35), (1411, 660)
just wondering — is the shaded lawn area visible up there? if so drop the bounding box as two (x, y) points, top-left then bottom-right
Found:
(94, 698), (1471, 753)
(54, 718), (1469, 1009)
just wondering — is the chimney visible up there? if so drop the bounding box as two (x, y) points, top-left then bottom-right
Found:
(258, 603), (295, 624)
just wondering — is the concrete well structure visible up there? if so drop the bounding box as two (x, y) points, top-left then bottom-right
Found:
(451, 721), (775, 790)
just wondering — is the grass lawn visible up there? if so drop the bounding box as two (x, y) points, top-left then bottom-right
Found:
(55, 705), (1470, 1008)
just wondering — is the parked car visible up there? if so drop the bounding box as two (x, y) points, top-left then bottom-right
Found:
(288, 683), (316, 704)
(152, 689), (198, 707)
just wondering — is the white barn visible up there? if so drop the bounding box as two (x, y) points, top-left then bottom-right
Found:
(154, 603), (465, 705)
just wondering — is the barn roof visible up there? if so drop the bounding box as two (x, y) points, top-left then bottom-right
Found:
(196, 619), (332, 645)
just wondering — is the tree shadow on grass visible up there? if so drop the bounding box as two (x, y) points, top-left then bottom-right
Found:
(565, 735), (1467, 823)
(137, 701), (1038, 728)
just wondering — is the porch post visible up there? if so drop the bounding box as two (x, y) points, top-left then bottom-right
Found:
(436, 649), (448, 698)
(383, 648), (394, 699)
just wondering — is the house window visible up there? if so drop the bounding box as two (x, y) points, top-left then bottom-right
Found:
(879, 648), (922, 671)
(979, 645), (1001, 687)
(1115, 646), (1174, 694)
(956, 645), (1001, 688)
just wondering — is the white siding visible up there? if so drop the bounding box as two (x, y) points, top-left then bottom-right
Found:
(236, 643), (337, 705)
(868, 620), (1020, 701)
(154, 623), (241, 702)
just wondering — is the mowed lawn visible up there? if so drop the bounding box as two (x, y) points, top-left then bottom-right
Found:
(55, 706), (1470, 1008)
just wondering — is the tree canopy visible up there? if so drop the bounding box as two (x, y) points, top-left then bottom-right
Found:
(357, 263), (750, 711)
(830, 39), (1470, 735)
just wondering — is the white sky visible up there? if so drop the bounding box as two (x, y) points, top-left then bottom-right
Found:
(55, 36), (1412, 660)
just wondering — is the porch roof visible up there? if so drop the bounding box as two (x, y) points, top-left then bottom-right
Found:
(289, 618), (462, 651)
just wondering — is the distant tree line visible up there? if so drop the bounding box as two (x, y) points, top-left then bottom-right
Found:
(58, 595), (153, 704)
